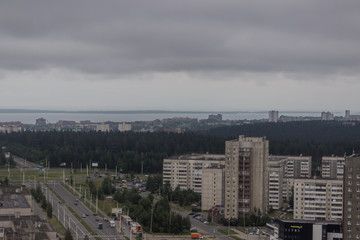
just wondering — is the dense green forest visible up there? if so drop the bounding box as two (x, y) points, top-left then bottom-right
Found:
(0, 132), (225, 173)
(1, 121), (360, 174)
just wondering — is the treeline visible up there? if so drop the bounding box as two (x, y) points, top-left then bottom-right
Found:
(207, 120), (360, 143)
(0, 131), (225, 173)
(207, 121), (360, 174)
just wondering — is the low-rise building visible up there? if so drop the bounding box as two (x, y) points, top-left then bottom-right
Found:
(266, 218), (342, 240)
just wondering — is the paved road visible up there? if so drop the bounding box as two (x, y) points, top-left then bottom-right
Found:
(53, 182), (122, 239)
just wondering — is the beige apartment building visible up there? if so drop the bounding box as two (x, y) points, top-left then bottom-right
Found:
(293, 178), (343, 221)
(268, 157), (285, 210)
(224, 136), (269, 219)
(118, 122), (132, 132)
(284, 155), (312, 178)
(322, 156), (345, 179)
(162, 154), (225, 193)
(267, 155), (312, 209)
(201, 166), (224, 211)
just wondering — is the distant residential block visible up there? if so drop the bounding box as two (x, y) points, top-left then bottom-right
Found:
(96, 123), (110, 132)
(35, 117), (46, 126)
(118, 122), (132, 132)
(268, 110), (279, 122)
(208, 114), (222, 121)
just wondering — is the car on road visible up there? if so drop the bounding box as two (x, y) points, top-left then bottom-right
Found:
(82, 214), (86, 218)
(104, 217), (109, 222)
(190, 227), (197, 232)
(85, 213), (89, 216)
(58, 201), (62, 204)
(95, 218), (99, 221)
(93, 213), (97, 216)
(74, 202), (77, 205)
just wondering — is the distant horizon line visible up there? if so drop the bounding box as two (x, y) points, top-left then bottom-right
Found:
(0, 108), (350, 114)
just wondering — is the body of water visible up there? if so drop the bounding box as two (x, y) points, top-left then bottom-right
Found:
(0, 111), (337, 124)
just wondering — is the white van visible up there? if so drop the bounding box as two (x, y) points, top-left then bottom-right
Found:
(109, 220), (115, 228)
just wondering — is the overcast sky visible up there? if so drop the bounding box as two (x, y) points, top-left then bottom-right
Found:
(0, 0), (359, 112)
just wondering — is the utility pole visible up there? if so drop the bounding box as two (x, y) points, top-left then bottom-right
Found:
(96, 192), (98, 214)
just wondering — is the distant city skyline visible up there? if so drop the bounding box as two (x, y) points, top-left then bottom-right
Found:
(1, 1), (360, 111)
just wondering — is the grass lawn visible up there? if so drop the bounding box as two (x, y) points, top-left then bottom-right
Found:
(218, 229), (237, 235)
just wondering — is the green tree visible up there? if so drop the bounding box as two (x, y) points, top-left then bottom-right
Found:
(64, 228), (73, 240)
(47, 201), (53, 218)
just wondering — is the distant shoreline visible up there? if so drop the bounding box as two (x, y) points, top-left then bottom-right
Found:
(0, 109), (324, 114)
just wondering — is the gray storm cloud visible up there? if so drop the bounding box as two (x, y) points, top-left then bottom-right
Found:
(0, 0), (359, 76)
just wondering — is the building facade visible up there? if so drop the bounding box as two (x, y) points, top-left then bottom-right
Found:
(293, 178), (343, 221)
(343, 155), (360, 240)
(201, 166), (224, 211)
(322, 156), (345, 179)
(268, 157), (285, 210)
(224, 136), (269, 219)
(162, 154), (225, 193)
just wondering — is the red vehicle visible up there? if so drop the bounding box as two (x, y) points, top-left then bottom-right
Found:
(191, 233), (203, 239)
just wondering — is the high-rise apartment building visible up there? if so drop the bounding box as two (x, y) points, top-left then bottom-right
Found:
(343, 155), (360, 239)
(224, 136), (269, 219)
(293, 178), (343, 221)
(268, 110), (279, 123)
(268, 157), (285, 210)
(162, 154), (225, 193)
(322, 156), (345, 179)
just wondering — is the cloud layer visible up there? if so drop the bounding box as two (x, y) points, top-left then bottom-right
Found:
(0, 0), (359, 111)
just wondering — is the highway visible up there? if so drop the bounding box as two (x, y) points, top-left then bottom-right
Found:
(52, 182), (122, 239)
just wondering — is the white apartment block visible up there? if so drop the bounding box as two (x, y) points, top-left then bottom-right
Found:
(118, 122), (132, 132)
(224, 136), (269, 219)
(201, 167), (224, 211)
(321, 156), (345, 179)
(162, 154), (225, 193)
(293, 178), (343, 221)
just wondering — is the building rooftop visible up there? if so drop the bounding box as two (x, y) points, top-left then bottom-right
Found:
(0, 215), (58, 240)
(0, 187), (30, 209)
(166, 153), (225, 161)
